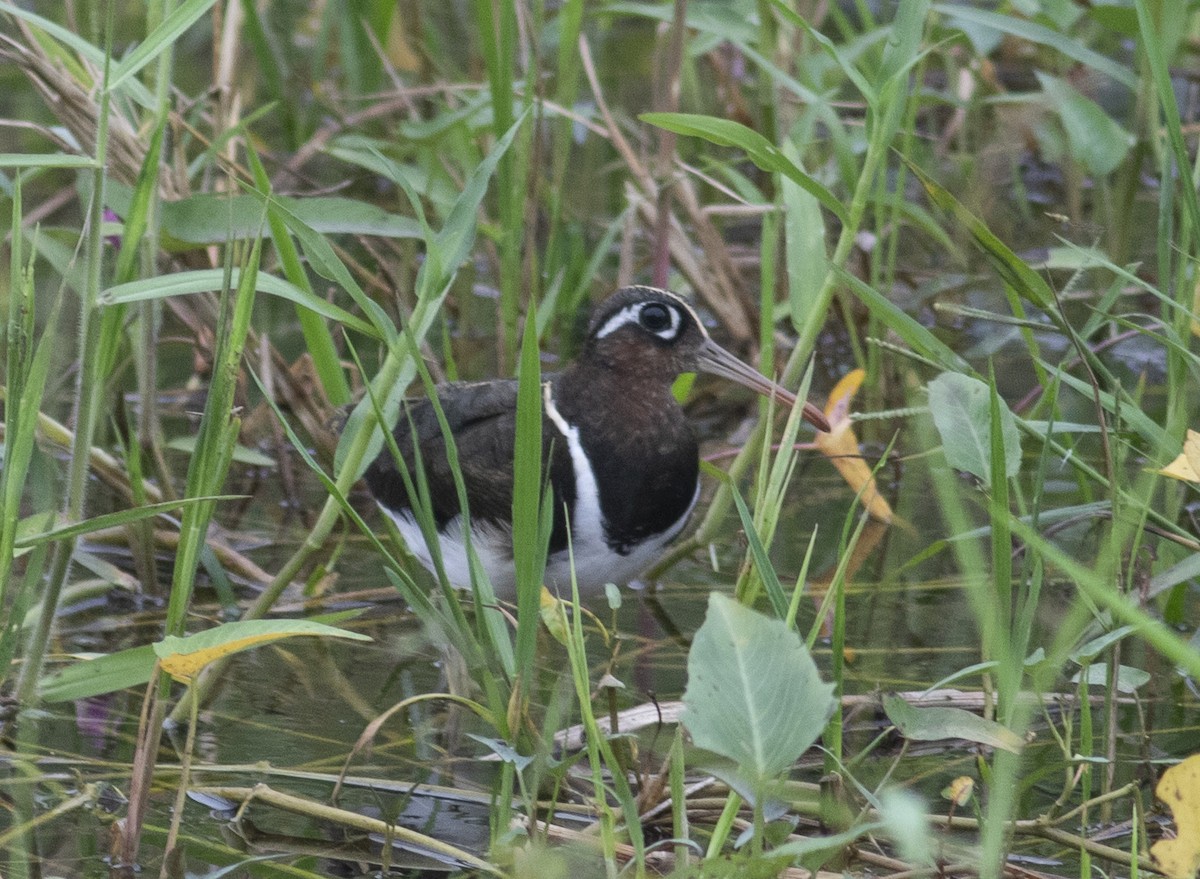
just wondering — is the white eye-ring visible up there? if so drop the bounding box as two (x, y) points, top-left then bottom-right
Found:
(596, 301), (682, 341)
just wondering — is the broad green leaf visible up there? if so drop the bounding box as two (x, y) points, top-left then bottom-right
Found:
(40, 645), (159, 702)
(1037, 73), (1133, 177)
(1071, 625), (1137, 663)
(1071, 664), (1151, 694)
(928, 373), (1021, 483)
(682, 593), (836, 785)
(640, 113), (849, 225)
(884, 694), (1023, 753)
(100, 268), (380, 339)
(154, 619), (371, 683)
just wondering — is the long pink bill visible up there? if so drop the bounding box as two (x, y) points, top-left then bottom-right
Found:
(695, 338), (830, 433)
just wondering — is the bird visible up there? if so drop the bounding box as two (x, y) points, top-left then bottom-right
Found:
(363, 286), (829, 597)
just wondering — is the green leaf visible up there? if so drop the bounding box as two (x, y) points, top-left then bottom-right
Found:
(100, 268), (380, 339)
(107, 0), (219, 92)
(166, 435), (276, 467)
(729, 484), (789, 620)
(640, 112), (849, 225)
(0, 154), (98, 169)
(40, 645), (159, 702)
(682, 593), (835, 785)
(927, 373), (1021, 483)
(1071, 664), (1151, 694)
(1037, 73), (1133, 177)
(883, 694), (1023, 753)
(932, 3), (1137, 89)
(15, 496), (245, 549)
(1072, 625), (1138, 663)
(103, 183), (423, 246)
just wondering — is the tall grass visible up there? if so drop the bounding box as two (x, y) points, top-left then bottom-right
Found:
(0, 1), (1197, 876)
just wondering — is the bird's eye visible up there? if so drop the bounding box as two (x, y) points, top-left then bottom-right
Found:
(639, 303), (672, 332)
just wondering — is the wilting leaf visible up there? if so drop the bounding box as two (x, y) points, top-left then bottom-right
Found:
(1157, 429), (1200, 484)
(682, 594), (836, 786)
(155, 619), (371, 683)
(814, 369), (893, 523)
(927, 373), (1022, 483)
(942, 776), (975, 806)
(1152, 754), (1200, 879)
(539, 587), (570, 646)
(40, 618), (370, 700)
(884, 694), (1023, 753)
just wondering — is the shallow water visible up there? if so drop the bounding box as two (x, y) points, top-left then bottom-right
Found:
(21, 442), (1200, 876)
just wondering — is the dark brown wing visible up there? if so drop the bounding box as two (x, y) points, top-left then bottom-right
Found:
(364, 380), (519, 529)
(363, 380), (576, 551)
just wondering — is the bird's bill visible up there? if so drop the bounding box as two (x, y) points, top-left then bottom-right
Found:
(696, 338), (831, 433)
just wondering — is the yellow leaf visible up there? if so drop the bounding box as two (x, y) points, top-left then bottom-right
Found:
(941, 776), (975, 806)
(814, 369), (893, 523)
(159, 633), (288, 683)
(1158, 430), (1200, 484)
(539, 587), (570, 646)
(1152, 753), (1200, 879)
(153, 619), (371, 684)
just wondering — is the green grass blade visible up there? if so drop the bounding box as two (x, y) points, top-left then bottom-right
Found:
(246, 144), (351, 405)
(107, 0), (219, 92)
(164, 230), (264, 635)
(641, 112), (849, 225)
(102, 268), (379, 338)
(511, 295), (546, 693)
